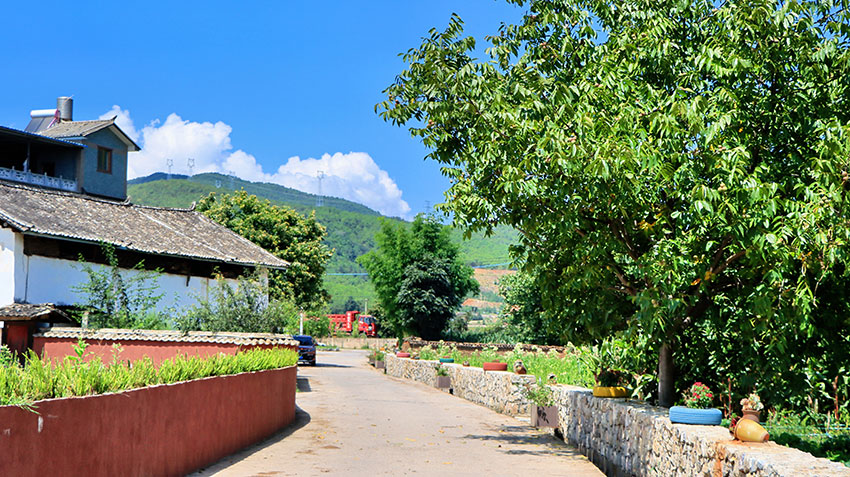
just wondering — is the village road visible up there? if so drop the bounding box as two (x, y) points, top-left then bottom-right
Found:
(191, 349), (603, 477)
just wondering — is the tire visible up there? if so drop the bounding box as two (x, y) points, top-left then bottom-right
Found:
(668, 406), (722, 425)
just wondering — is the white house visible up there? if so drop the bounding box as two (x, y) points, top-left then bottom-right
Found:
(0, 98), (287, 314)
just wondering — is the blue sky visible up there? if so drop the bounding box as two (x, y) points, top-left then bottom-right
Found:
(1, 1), (523, 218)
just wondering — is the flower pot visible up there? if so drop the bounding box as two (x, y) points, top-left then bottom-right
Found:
(435, 376), (451, 388)
(531, 404), (559, 428)
(396, 352), (410, 358)
(668, 406), (722, 425)
(482, 362), (508, 372)
(592, 386), (629, 398)
(368, 359), (376, 366)
(375, 360), (385, 369)
(439, 358), (454, 363)
(742, 409), (760, 423)
(735, 418), (769, 442)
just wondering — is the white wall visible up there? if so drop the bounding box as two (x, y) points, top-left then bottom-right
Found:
(0, 227), (25, 306)
(5, 244), (238, 312)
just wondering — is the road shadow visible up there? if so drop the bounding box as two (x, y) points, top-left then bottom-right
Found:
(188, 406), (312, 476)
(312, 362), (351, 368)
(462, 424), (586, 459)
(297, 376), (312, 392)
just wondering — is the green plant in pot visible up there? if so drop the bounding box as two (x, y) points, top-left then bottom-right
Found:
(669, 382), (722, 425)
(435, 365), (451, 389)
(592, 369), (629, 398)
(524, 383), (559, 428)
(373, 350), (386, 369)
(740, 392), (763, 423)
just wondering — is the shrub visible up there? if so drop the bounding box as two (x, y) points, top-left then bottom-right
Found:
(72, 243), (169, 329)
(0, 345), (297, 408)
(177, 271), (298, 334)
(685, 382), (714, 409)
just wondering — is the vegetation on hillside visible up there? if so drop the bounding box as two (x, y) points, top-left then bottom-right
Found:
(128, 175), (517, 312)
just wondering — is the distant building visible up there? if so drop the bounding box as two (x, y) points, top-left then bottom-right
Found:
(0, 97), (287, 345)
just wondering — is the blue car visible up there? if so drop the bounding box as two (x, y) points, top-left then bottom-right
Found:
(294, 334), (316, 366)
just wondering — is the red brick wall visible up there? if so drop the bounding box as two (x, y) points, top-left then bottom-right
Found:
(33, 336), (294, 365)
(0, 365), (297, 477)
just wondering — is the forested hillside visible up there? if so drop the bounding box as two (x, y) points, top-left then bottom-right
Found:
(128, 174), (516, 311)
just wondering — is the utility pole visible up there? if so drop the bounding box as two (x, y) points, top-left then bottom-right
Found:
(299, 310), (305, 335)
(166, 159), (173, 180)
(364, 299), (368, 315)
(316, 170), (325, 207)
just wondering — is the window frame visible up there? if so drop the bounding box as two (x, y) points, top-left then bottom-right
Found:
(96, 147), (113, 174)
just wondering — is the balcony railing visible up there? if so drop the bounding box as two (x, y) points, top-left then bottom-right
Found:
(0, 166), (77, 192)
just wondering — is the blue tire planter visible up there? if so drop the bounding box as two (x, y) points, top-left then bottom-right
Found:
(439, 358), (454, 363)
(669, 406), (722, 425)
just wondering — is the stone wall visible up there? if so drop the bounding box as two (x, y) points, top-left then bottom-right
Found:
(386, 354), (850, 477)
(386, 353), (535, 415)
(319, 336), (396, 349)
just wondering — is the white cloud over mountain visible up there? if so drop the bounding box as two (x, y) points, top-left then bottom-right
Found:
(100, 106), (411, 218)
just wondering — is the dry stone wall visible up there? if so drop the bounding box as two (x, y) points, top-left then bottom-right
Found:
(386, 354), (850, 477)
(386, 354), (535, 415)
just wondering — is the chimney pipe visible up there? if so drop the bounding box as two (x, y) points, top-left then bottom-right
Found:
(57, 96), (73, 122)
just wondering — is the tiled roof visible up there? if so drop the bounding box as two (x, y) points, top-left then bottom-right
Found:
(39, 118), (141, 151)
(38, 119), (113, 138)
(0, 125), (86, 148)
(0, 303), (71, 322)
(0, 181), (288, 269)
(35, 327), (299, 347)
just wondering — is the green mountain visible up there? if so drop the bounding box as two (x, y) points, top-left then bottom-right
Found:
(128, 173), (517, 312)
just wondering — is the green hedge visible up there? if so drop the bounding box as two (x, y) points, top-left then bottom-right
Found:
(0, 344), (297, 408)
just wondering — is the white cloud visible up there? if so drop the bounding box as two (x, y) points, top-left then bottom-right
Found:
(112, 107), (411, 218)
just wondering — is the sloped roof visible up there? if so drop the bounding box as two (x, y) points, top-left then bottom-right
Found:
(0, 181), (288, 269)
(0, 303), (71, 322)
(35, 327), (299, 347)
(39, 118), (140, 151)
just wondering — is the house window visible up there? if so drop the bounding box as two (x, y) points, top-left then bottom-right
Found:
(97, 147), (112, 173)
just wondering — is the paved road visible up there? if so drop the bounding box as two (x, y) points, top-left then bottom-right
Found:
(191, 349), (603, 477)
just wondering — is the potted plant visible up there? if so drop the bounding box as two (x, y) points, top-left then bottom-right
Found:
(740, 392), (763, 423)
(374, 350), (386, 369)
(435, 366), (451, 389)
(525, 384), (559, 428)
(669, 382), (723, 425)
(513, 360), (527, 375)
(592, 369), (629, 398)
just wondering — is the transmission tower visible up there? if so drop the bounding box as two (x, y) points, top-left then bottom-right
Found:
(316, 170), (325, 207)
(166, 159), (173, 180)
(187, 158), (195, 177)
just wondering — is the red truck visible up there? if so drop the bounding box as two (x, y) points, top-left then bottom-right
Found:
(328, 310), (378, 337)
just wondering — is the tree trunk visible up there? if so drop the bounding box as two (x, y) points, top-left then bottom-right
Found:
(657, 342), (675, 408)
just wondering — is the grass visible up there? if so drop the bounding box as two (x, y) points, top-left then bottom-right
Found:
(765, 409), (850, 467)
(417, 342), (595, 388)
(0, 342), (297, 409)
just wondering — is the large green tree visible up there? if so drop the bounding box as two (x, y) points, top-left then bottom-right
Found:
(197, 190), (333, 310)
(359, 215), (479, 339)
(379, 0), (850, 405)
